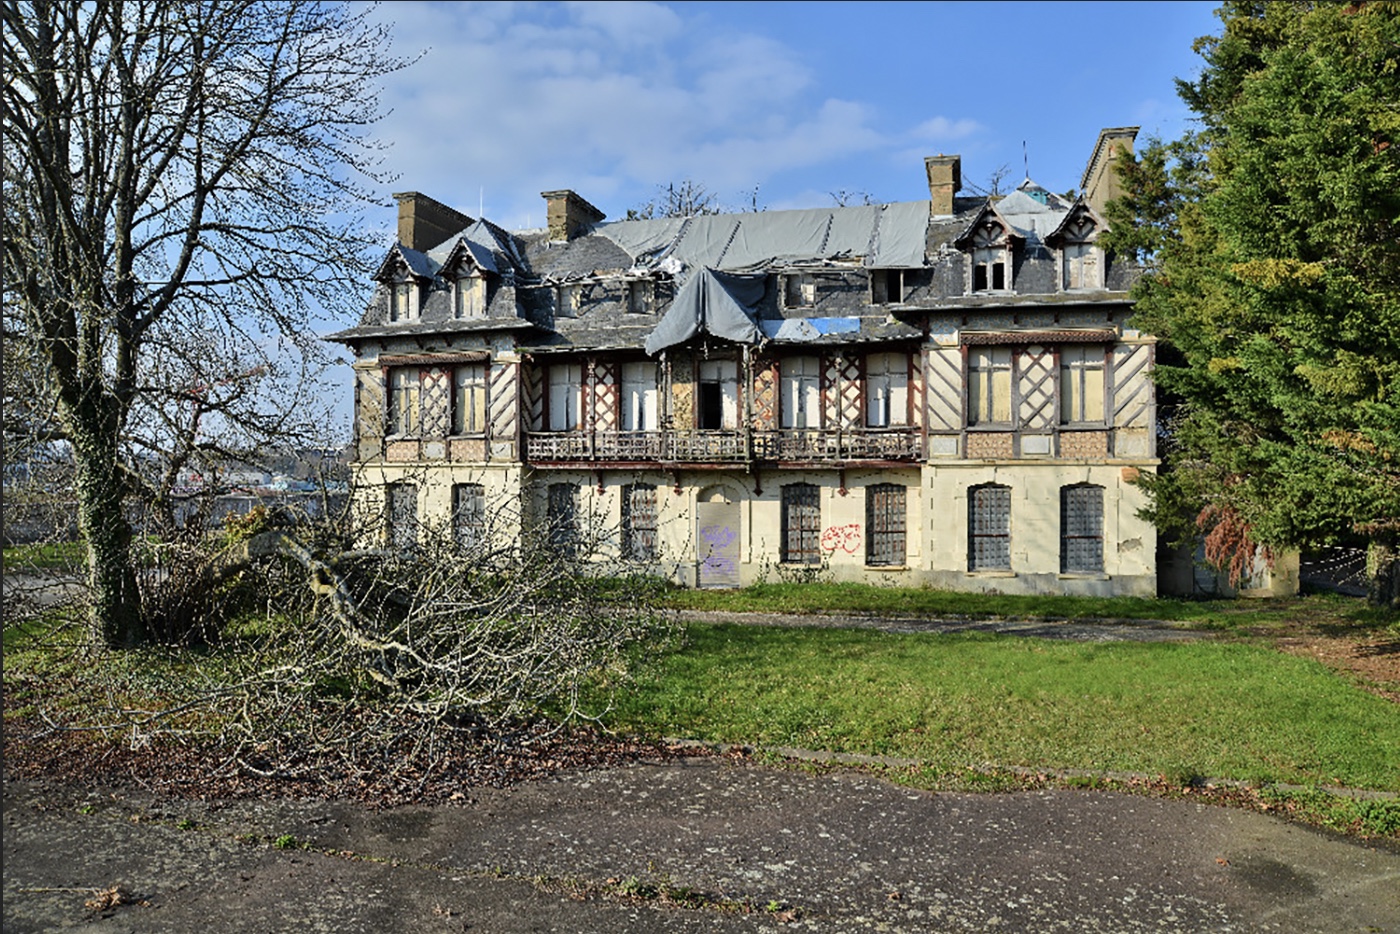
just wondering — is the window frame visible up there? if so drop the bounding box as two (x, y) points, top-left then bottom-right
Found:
(452, 364), (489, 436)
(386, 367), (421, 437)
(455, 272), (487, 319)
(386, 481), (418, 551)
(865, 483), (907, 567)
(1060, 484), (1105, 574)
(780, 355), (821, 430)
(968, 483), (1011, 572)
(621, 361), (659, 432)
(966, 347), (1013, 427)
(452, 482), (486, 549)
(697, 359), (739, 430)
(783, 273), (816, 309)
(621, 482), (658, 561)
(1059, 345), (1108, 425)
(865, 352), (909, 428)
(547, 363), (583, 432)
(390, 279), (419, 322)
(546, 482), (579, 556)
(781, 482), (821, 565)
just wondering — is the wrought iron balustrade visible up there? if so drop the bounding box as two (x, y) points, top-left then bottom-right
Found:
(525, 426), (919, 464)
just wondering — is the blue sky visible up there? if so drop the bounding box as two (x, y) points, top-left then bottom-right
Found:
(357, 0), (1221, 234)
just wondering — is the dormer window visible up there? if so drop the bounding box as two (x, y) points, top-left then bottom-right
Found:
(871, 269), (906, 305)
(557, 284), (582, 318)
(390, 280), (419, 322)
(783, 274), (816, 308)
(955, 209), (1020, 295)
(627, 279), (653, 315)
(455, 273), (486, 319)
(1049, 204), (1107, 291)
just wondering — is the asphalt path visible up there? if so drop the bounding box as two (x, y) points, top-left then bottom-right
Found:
(5, 760), (1399, 933)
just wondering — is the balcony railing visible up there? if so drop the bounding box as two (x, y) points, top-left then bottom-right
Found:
(524, 427), (920, 464)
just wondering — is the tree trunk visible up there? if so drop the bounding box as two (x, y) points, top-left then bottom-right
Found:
(70, 419), (145, 648)
(1367, 531), (1399, 609)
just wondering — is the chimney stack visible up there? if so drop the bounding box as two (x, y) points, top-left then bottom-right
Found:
(392, 192), (473, 252)
(541, 189), (606, 241)
(1079, 127), (1139, 216)
(925, 155), (961, 217)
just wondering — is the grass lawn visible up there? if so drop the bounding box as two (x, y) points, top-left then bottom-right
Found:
(604, 622), (1400, 795)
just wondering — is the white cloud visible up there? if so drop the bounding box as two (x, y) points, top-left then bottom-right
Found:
(362, 2), (892, 223)
(908, 116), (983, 143)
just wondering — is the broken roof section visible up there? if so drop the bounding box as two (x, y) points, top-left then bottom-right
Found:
(598, 200), (931, 277)
(643, 268), (765, 355)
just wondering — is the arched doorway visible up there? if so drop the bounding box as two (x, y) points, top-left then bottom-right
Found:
(696, 486), (740, 588)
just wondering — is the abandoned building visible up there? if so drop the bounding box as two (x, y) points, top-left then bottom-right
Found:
(330, 126), (1169, 595)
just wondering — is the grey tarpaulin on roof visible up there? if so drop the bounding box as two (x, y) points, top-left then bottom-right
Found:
(643, 267), (765, 355)
(596, 201), (931, 274)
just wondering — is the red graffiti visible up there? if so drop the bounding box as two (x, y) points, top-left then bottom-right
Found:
(820, 524), (861, 554)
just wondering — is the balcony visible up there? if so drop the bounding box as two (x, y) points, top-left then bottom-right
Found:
(524, 427), (920, 465)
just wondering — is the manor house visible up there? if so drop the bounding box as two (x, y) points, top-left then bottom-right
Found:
(329, 127), (1160, 595)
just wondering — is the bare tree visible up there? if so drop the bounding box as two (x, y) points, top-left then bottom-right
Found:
(625, 179), (723, 219)
(2, 0), (407, 648)
(829, 189), (875, 207)
(962, 163), (1013, 198)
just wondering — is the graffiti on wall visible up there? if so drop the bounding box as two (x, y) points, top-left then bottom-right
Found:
(699, 522), (738, 575)
(820, 523), (861, 555)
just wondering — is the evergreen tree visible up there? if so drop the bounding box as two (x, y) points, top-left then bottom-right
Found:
(1104, 2), (1400, 604)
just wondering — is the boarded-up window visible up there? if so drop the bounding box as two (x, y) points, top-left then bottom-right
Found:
(1062, 243), (1101, 290)
(622, 483), (658, 561)
(547, 483), (579, 556)
(455, 274), (486, 318)
(387, 369), (421, 436)
(781, 483), (821, 564)
(391, 281), (417, 321)
(1060, 346), (1106, 424)
(697, 359), (738, 429)
(622, 362), (659, 431)
(548, 364), (582, 431)
(968, 348), (1012, 425)
(386, 482), (417, 550)
(780, 356), (821, 429)
(968, 484), (1011, 571)
(453, 365), (488, 435)
(453, 483), (486, 548)
(866, 484), (906, 567)
(866, 352), (909, 427)
(1061, 484), (1104, 573)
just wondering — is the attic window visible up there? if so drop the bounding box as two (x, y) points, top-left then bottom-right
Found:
(390, 281), (419, 322)
(557, 284), (582, 318)
(784, 274), (816, 308)
(627, 280), (653, 315)
(455, 274), (486, 319)
(972, 249), (1008, 292)
(871, 269), (905, 305)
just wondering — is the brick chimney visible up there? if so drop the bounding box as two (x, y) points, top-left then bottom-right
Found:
(392, 192), (473, 252)
(925, 155), (961, 217)
(541, 189), (606, 241)
(1079, 127), (1139, 216)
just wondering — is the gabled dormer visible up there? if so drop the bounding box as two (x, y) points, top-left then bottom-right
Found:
(954, 202), (1023, 294)
(440, 237), (498, 319)
(373, 244), (437, 323)
(1046, 200), (1108, 291)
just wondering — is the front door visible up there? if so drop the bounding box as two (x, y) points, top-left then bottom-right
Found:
(696, 499), (740, 588)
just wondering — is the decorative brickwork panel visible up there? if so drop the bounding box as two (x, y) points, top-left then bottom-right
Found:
(1059, 430), (1109, 458)
(750, 357), (777, 430)
(966, 432), (1014, 459)
(523, 364), (544, 432)
(420, 367), (451, 437)
(385, 440), (420, 462)
(1112, 344), (1153, 429)
(488, 361), (518, 441)
(356, 367), (385, 461)
(592, 360), (618, 432)
(1016, 346), (1055, 430)
(925, 346), (962, 431)
(449, 438), (489, 462)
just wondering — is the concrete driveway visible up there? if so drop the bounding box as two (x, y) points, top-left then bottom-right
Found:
(5, 759), (1398, 933)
